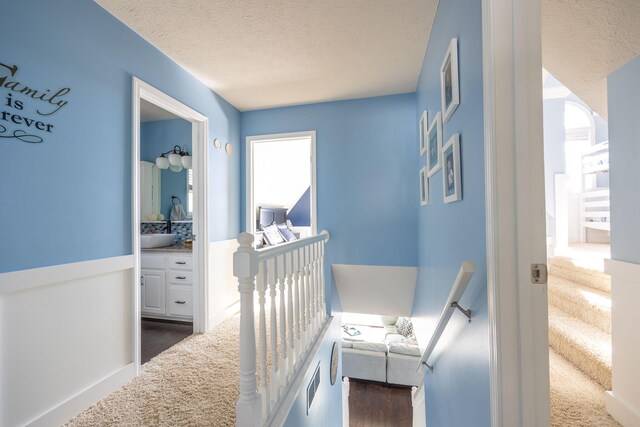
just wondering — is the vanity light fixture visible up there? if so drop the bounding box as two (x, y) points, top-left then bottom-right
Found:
(155, 145), (192, 172)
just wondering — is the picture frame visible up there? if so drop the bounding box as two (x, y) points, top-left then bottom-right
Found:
(442, 133), (462, 203)
(419, 165), (428, 206)
(419, 110), (428, 156)
(426, 111), (442, 177)
(440, 38), (460, 123)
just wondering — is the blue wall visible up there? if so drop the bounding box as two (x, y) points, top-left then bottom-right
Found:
(288, 187), (311, 227)
(283, 319), (342, 427)
(608, 54), (640, 264)
(141, 119), (192, 219)
(0, 0), (240, 273)
(241, 93), (418, 268)
(412, 0), (490, 425)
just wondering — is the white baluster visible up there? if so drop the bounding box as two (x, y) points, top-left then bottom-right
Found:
(286, 251), (295, 375)
(277, 254), (287, 386)
(234, 233), (262, 427)
(292, 247), (301, 367)
(310, 243), (317, 336)
(257, 261), (269, 418)
(320, 240), (326, 320)
(312, 242), (319, 331)
(268, 257), (279, 403)
(301, 246), (309, 350)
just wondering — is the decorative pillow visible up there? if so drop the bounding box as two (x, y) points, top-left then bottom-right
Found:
(262, 223), (285, 245)
(395, 317), (414, 338)
(276, 222), (298, 242)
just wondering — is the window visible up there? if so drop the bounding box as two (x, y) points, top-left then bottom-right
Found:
(187, 168), (193, 216)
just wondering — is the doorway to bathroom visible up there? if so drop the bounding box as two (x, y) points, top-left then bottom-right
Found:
(132, 77), (210, 372)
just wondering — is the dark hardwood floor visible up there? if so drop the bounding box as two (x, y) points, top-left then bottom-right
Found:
(141, 318), (193, 364)
(349, 379), (413, 427)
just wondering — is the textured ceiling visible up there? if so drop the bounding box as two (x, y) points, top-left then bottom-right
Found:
(542, 0), (640, 118)
(96, 0), (437, 111)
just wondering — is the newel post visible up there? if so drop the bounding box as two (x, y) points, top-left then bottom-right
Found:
(234, 232), (262, 426)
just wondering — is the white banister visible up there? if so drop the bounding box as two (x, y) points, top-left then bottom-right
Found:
(234, 233), (262, 426)
(418, 260), (476, 372)
(235, 231), (330, 427)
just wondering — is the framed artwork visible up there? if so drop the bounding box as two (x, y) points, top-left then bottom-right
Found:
(440, 38), (460, 122)
(419, 165), (428, 206)
(419, 110), (428, 156)
(442, 133), (462, 203)
(426, 112), (442, 177)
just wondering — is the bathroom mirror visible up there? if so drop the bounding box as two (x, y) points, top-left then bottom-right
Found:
(139, 100), (192, 220)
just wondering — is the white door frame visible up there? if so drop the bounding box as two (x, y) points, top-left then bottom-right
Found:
(131, 77), (210, 374)
(245, 131), (317, 235)
(482, 0), (550, 426)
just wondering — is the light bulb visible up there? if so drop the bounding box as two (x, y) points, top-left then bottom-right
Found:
(155, 156), (169, 169)
(181, 155), (192, 169)
(168, 152), (182, 167)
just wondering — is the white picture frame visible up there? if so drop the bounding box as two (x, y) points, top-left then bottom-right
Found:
(440, 38), (460, 122)
(419, 110), (428, 156)
(442, 133), (462, 203)
(426, 111), (442, 177)
(419, 165), (428, 206)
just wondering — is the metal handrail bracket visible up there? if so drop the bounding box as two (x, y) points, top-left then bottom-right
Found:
(417, 260), (476, 373)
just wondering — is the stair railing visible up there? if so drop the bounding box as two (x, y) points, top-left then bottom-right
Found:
(418, 260), (476, 372)
(235, 230), (330, 427)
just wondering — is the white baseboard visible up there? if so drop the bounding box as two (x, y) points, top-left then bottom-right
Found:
(207, 300), (240, 331)
(606, 391), (640, 427)
(27, 363), (135, 427)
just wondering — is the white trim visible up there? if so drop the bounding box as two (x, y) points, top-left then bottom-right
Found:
(132, 77), (210, 378)
(482, 0), (549, 426)
(604, 257), (640, 279)
(0, 255), (134, 294)
(411, 381), (427, 427)
(26, 364), (134, 427)
(245, 131), (317, 235)
(605, 392), (640, 427)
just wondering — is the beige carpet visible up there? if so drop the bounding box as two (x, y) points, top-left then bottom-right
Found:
(67, 314), (242, 427)
(550, 348), (620, 427)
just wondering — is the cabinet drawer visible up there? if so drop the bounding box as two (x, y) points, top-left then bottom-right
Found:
(168, 256), (192, 270)
(168, 270), (193, 285)
(141, 255), (165, 270)
(168, 287), (193, 317)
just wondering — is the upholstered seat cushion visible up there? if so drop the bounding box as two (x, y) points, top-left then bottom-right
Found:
(352, 341), (388, 352)
(388, 342), (421, 357)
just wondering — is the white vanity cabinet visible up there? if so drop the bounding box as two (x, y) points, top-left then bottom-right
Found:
(141, 253), (193, 321)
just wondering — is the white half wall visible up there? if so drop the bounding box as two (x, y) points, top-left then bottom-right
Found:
(332, 264), (418, 316)
(605, 259), (640, 427)
(207, 239), (240, 330)
(0, 256), (135, 427)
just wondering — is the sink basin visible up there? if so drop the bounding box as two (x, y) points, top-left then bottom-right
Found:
(141, 233), (177, 249)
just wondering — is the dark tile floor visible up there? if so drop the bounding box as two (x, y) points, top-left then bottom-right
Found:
(349, 379), (413, 427)
(141, 318), (193, 364)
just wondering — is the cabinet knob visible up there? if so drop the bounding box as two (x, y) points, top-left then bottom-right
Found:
(176, 276), (186, 280)
(176, 261), (186, 265)
(175, 300), (186, 304)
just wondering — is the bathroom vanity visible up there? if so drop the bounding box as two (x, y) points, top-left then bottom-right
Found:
(141, 248), (193, 321)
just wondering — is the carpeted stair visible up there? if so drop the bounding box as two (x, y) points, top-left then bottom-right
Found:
(548, 257), (612, 390)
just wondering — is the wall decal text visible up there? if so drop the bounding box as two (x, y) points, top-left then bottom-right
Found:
(0, 61), (71, 144)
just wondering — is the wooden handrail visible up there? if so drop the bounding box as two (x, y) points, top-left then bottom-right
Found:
(418, 260), (476, 372)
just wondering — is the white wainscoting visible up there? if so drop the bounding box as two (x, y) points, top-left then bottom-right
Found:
(0, 256), (135, 427)
(207, 239), (240, 330)
(604, 258), (640, 427)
